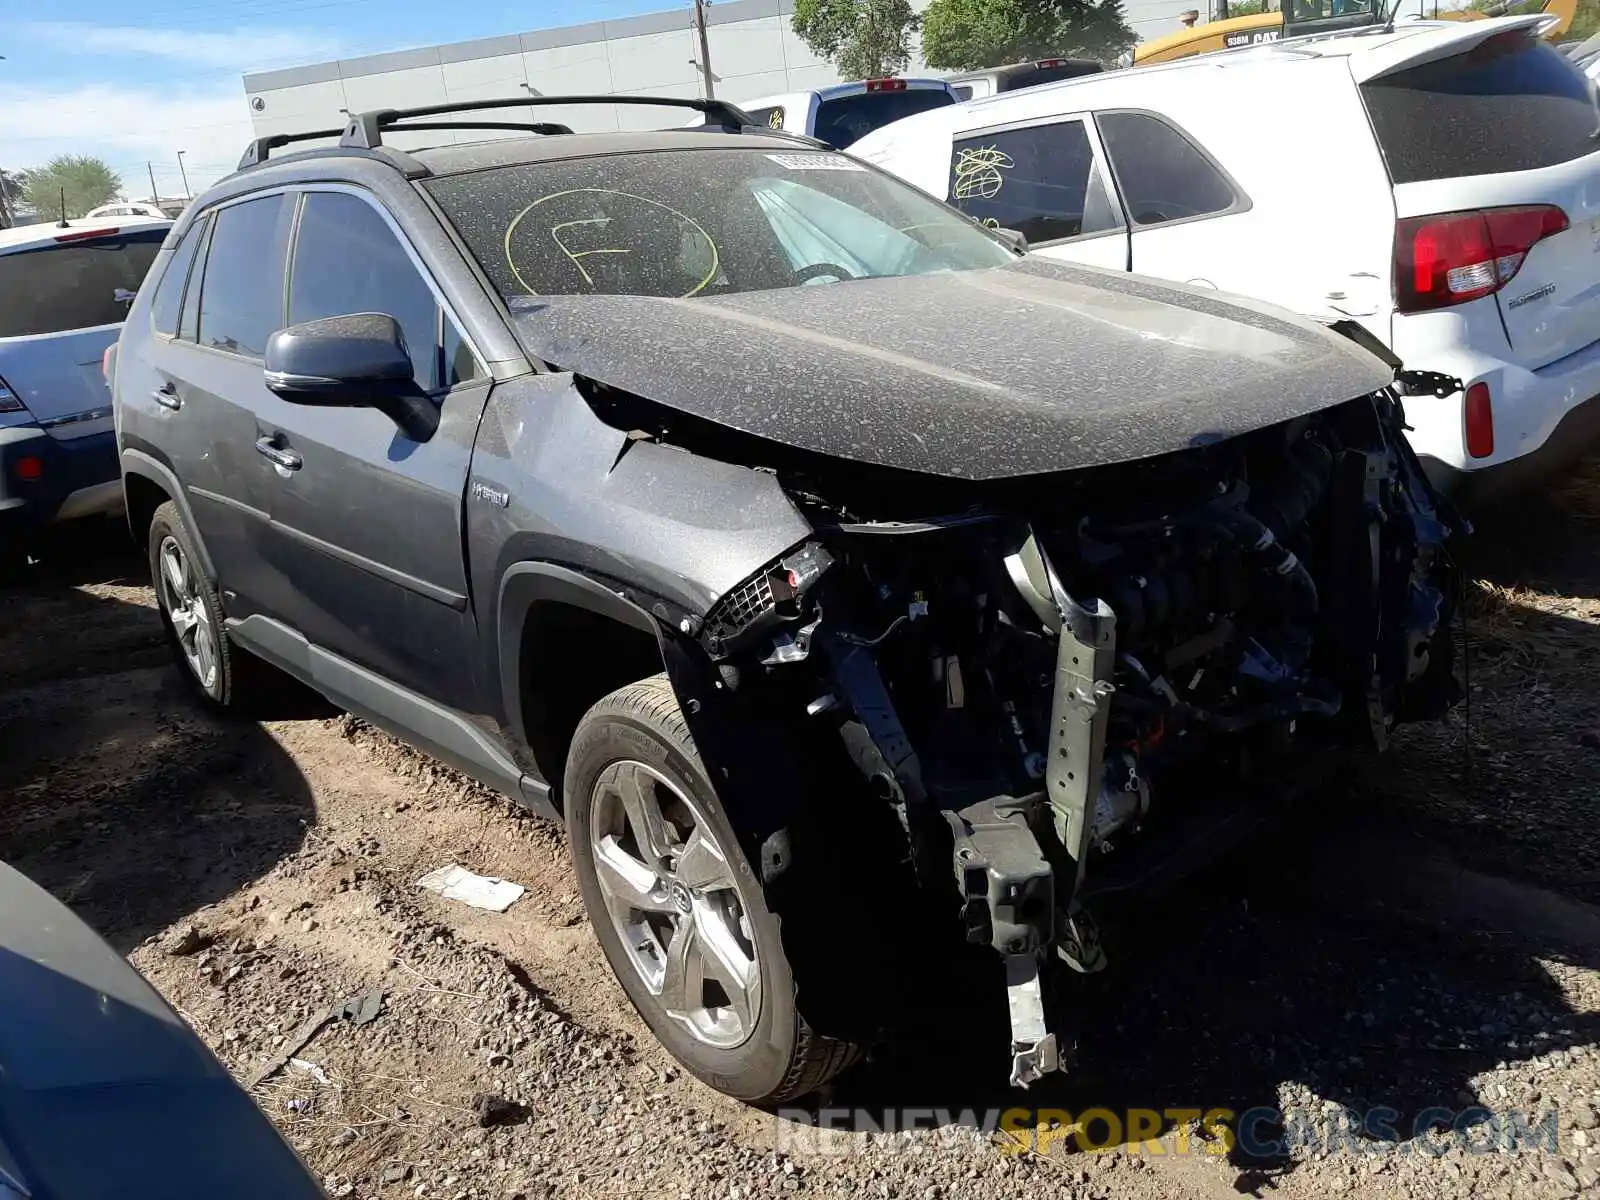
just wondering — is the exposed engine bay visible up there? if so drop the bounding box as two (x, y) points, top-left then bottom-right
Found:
(588, 368), (1462, 1090)
(701, 387), (1458, 1083)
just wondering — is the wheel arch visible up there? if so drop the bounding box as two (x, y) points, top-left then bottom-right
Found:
(498, 561), (814, 882)
(498, 562), (670, 810)
(120, 448), (215, 581)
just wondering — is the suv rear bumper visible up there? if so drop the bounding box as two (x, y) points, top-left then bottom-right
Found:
(1418, 387), (1600, 505)
(1392, 311), (1600, 495)
(0, 425), (122, 539)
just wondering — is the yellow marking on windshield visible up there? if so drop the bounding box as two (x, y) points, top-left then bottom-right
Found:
(549, 217), (630, 288)
(953, 146), (1013, 201)
(503, 188), (721, 298)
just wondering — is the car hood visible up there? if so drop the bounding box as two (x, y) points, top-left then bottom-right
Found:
(507, 257), (1396, 481)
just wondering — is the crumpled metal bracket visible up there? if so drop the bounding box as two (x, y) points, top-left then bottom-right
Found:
(1005, 954), (1059, 1087)
(944, 796), (1064, 1087)
(1395, 369), (1465, 399)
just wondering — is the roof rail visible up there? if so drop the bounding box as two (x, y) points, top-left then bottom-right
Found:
(238, 127), (345, 170)
(383, 120), (575, 137)
(339, 94), (757, 151)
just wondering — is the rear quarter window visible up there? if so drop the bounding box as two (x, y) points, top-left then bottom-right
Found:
(1361, 31), (1600, 183)
(150, 220), (205, 337)
(1096, 111), (1240, 227)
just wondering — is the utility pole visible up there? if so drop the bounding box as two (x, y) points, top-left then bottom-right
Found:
(176, 150), (191, 200)
(693, 0), (715, 101)
(147, 161), (159, 206)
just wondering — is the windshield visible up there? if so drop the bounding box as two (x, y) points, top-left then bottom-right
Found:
(425, 147), (1014, 302)
(0, 229), (167, 338)
(813, 88), (954, 148)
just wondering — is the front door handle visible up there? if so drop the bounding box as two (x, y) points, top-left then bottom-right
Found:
(254, 435), (303, 472)
(152, 383), (181, 411)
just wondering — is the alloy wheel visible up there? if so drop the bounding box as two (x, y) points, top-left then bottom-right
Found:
(588, 759), (761, 1049)
(157, 535), (219, 692)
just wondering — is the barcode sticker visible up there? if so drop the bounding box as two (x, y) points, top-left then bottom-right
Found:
(764, 153), (866, 172)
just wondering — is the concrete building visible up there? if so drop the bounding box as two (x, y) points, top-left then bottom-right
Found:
(242, 0), (1198, 147)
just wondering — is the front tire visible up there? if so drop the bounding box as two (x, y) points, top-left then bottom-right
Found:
(564, 674), (859, 1105)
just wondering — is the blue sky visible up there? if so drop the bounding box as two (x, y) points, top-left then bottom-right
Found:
(3, 0), (675, 198)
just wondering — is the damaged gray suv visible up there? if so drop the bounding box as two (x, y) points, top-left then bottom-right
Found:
(111, 95), (1461, 1104)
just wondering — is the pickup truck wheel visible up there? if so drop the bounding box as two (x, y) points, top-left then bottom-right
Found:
(564, 674), (859, 1105)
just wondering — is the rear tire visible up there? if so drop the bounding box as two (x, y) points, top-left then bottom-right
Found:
(564, 674), (860, 1105)
(148, 501), (278, 710)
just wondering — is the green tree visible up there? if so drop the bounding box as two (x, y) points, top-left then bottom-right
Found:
(921, 0), (1137, 71)
(16, 155), (122, 221)
(1226, 0), (1267, 14)
(0, 169), (24, 229)
(791, 0), (920, 79)
(1575, 0), (1600, 40)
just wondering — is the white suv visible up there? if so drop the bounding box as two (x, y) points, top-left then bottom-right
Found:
(850, 16), (1600, 500)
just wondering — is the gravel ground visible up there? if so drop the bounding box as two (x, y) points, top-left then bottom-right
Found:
(2, 468), (1599, 1200)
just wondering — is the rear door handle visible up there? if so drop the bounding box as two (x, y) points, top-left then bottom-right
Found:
(254, 436), (303, 472)
(152, 383), (181, 411)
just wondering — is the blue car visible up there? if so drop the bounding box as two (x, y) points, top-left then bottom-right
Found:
(0, 216), (171, 552)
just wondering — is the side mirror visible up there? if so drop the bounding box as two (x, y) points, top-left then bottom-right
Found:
(992, 227), (1028, 255)
(264, 313), (414, 406)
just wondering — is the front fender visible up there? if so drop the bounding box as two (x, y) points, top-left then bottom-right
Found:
(493, 559), (805, 877)
(494, 560), (663, 767)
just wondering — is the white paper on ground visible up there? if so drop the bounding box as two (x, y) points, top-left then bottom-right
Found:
(416, 864), (526, 913)
(289, 1057), (330, 1085)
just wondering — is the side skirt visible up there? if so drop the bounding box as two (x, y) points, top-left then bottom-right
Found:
(226, 614), (558, 821)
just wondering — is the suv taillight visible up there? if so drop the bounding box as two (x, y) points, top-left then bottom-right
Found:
(0, 376), (24, 415)
(1395, 205), (1568, 314)
(864, 78), (907, 91)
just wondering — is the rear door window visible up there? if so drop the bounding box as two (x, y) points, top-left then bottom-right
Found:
(947, 119), (1123, 244)
(0, 228), (168, 337)
(151, 220), (204, 337)
(1095, 111), (1240, 227)
(288, 190), (446, 391)
(1361, 30), (1600, 183)
(813, 88), (955, 148)
(196, 194), (291, 358)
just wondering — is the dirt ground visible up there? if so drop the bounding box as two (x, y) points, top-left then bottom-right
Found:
(3, 468), (1600, 1200)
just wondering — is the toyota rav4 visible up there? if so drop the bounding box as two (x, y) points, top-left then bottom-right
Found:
(111, 95), (1461, 1105)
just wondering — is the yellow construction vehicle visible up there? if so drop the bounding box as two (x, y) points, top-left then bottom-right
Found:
(1133, 0), (1578, 66)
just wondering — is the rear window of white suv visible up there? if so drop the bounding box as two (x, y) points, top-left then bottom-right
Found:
(1361, 29), (1600, 184)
